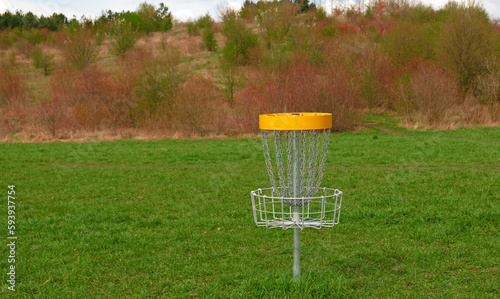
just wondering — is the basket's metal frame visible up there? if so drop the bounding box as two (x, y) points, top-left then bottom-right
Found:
(251, 187), (343, 230)
(253, 127), (342, 280)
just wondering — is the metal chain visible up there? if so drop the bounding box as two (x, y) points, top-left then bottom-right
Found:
(274, 130), (287, 197)
(261, 128), (331, 204)
(299, 130), (307, 197)
(311, 129), (330, 196)
(305, 130), (317, 197)
(286, 131), (293, 198)
(261, 130), (278, 195)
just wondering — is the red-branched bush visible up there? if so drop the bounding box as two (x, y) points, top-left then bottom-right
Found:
(391, 60), (459, 126)
(50, 66), (136, 131)
(0, 69), (29, 135)
(411, 62), (458, 125)
(0, 70), (26, 105)
(357, 49), (399, 111)
(172, 74), (221, 137)
(36, 99), (70, 138)
(237, 53), (360, 132)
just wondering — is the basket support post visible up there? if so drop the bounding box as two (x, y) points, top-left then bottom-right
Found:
(293, 209), (300, 280)
(292, 131), (301, 280)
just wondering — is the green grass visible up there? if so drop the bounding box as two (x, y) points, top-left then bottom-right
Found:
(182, 52), (221, 73)
(181, 55), (196, 63)
(0, 127), (499, 298)
(171, 30), (187, 36)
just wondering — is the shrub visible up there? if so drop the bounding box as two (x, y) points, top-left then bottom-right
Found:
(237, 53), (360, 132)
(173, 75), (219, 136)
(437, 2), (496, 95)
(132, 47), (182, 125)
(383, 0), (412, 19)
(287, 15), (323, 66)
(67, 18), (82, 33)
(382, 21), (433, 65)
(110, 20), (137, 57)
(219, 10), (257, 104)
(392, 72), (415, 118)
(391, 61), (459, 126)
(318, 62), (362, 131)
(400, 3), (438, 23)
(0, 70), (26, 106)
(222, 10), (258, 65)
(62, 29), (99, 70)
(360, 70), (382, 113)
(50, 68), (78, 103)
(411, 63), (458, 125)
(202, 27), (217, 51)
(349, 37), (399, 111)
(16, 40), (33, 59)
(315, 6), (328, 20)
(130, 2), (173, 34)
(0, 68), (30, 135)
(186, 20), (199, 36)
(71, 101), (110, 131)
(31, 46), (55, 75)
(186, 14), (213, 37)
(220, 47), (239, 104)
(476, 57), (500, 120)
(240, 1), (257, 21)
(0, 30), (11, 49)
(49, 66), (135, 131)
(118, 48), (153, 72)
(256, 0), (299, 63)
(50, 68), (100, 130)
(196, 13), (214, 30)
(126, 3), (168, 34)
(157, 3), (174, 32)
(37, 99), (67, 138)
(137, 2), (158, 34)
(321, 26), (336, 38)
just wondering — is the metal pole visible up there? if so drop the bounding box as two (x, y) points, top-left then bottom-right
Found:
(292, 131), (300, 280)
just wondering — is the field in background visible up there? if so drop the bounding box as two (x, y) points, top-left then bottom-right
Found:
(1, 0), (500, 142)
(0, 126), (498, 297)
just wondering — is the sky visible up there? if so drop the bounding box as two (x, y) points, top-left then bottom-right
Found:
(0, 0), (500, 22)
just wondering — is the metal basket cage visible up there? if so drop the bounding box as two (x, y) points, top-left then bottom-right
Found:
(251, 187), (342, 230)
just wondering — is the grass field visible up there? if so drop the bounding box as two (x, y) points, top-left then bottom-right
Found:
(0, 125), (499, 298)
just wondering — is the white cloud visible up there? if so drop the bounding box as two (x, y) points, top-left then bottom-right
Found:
(174, 9), (195, 22)
(37, 0), (63, 15)
(419, 0), (451, 10)
(0, 0), (11, 12)
(170, 1), (243, 22)
(227, 1), (242, 11)
(484, 0), (500, 20)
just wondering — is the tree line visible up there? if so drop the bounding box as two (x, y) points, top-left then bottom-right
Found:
(0, 2), (173, 33)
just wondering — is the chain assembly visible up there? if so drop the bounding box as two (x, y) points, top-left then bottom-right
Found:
(261, 128), (331, 206)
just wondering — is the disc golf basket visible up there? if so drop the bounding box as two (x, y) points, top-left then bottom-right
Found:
(251, 113), (343, 280)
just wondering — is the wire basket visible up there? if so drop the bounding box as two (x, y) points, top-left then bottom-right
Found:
(251, 112), (344, 279)
(251, 187), (342, 230)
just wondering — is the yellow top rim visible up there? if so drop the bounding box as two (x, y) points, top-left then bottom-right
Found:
(259, 113), (332, 131)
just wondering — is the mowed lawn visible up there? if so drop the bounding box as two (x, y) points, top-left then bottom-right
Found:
(0, 126), (499, 298)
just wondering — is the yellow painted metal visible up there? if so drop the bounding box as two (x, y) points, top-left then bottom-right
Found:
(259, 113), (332, 131)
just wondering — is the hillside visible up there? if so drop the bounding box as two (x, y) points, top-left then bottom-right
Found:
(1, 0), (499, 142)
